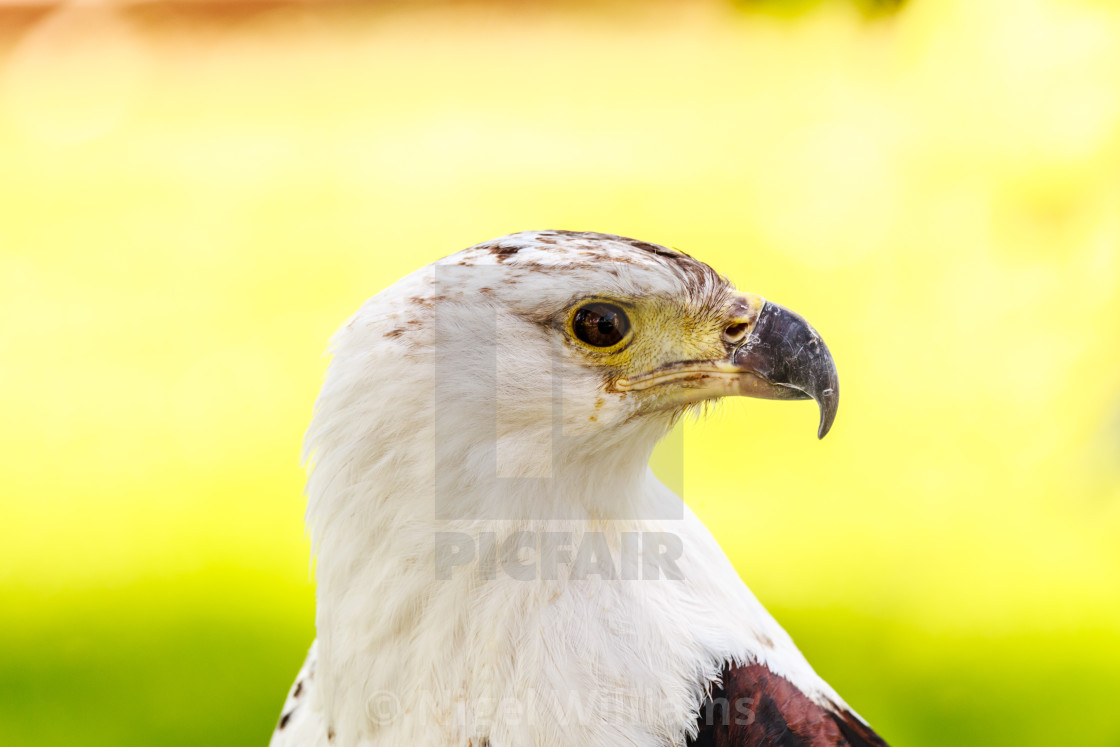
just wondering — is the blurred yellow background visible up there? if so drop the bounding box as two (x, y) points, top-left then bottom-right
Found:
(2, 0), (1118, 744)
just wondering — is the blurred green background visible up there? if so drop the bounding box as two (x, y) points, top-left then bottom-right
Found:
(2, 0), (1119, 744)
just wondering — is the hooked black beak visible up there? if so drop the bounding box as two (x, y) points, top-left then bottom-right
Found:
(732, 301), (839, 439)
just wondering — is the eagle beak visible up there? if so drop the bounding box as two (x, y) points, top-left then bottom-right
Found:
(730, 296), (839, 439)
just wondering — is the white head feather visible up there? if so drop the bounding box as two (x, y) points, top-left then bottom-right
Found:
(297, 231), (848, 747)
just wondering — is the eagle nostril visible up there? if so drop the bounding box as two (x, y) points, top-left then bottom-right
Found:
(723, 322), (749, 344)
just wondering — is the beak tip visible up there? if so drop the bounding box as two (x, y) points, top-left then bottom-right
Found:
(815, 389), (838, 440)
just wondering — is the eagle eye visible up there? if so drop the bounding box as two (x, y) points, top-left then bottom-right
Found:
(572, 302), (630, 348)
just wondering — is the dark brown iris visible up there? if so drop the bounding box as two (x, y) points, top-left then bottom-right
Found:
(572, 302), (630, 348)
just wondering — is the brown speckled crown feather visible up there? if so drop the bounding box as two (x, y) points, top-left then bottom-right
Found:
(455, 230), (732, 310)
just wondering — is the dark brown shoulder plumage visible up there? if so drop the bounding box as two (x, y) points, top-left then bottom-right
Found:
(687, 662), (889, 747)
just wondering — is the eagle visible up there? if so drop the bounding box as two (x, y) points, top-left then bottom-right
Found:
(271, 231), (889, 747)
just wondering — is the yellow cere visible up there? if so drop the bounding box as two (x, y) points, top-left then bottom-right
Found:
(1, 0), (1118, 745)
